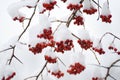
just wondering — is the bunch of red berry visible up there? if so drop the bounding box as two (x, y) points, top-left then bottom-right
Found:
(48, 70), (64, 78)
(108, 45), (117, 52)
(73, 15), (84, 25)
(67, 4), (83, 11)
(77, 39), (93, 50)
(100, 14), (112, 23)
(55, 39), (74, 53)
(43, 1), (57, 11)
(13, 16), (25, 23)
(92, 77), (99, 80)
(29, 42), (47, 54)
(2, 72), (16, 80)
(44, 55), (57, 63)
(67, 62), (85, 75)
(83, 8), (97, 15)
(37, 27), (53, 40)
(92, 47), (105, 55)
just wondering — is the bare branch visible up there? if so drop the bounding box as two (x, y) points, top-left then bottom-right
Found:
(24, 61), (48, 80)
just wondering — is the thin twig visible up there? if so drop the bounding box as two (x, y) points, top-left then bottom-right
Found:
(24, 61), (48, 80)
(90, 49), (101, 65)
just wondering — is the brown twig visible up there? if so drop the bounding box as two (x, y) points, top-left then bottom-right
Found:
(24, 61), (48, 80)
(104, 59), (120, 80)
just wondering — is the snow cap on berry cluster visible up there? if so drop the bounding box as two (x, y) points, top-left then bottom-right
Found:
(76, 29), (90, 40)
(29, 14), (51, 46)
(45, 48), (57, 59)
(83, 0), (94, 9)
(71, 52), (85, 66)
(92, 67), (104, 80)
(54, 24), (74, 42)
(93, 38), (102, 49)
(48, 62), (59, 73)
(101, 1), (111, 16)
(7, 1), (26, 19)
(66, 0), (81, 4)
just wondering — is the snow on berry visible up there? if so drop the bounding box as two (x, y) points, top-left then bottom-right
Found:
(92, 38), (105, 55)
(44, 49), (57, 63)
(83, 0), (97, 15)
(100, 1), (112, 23)
(7, 1), (26, 22)
(47, 63), (64, 78)
(67, 52), (85, 75)
(75, 29), (93, 50)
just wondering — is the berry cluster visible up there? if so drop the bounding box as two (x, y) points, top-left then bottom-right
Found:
(2, 72), (16, 80)
(73, 16), (84, 25)
(55, 39), (74, 53)
(61, 0), (67, 3)
(100, 14), (112, 23)
(43, 1), (57, 11)
(37, 27), (53, 40)
(29, 42), (47, 54)
(44, 55), (57, 63)
(13, 17), (25, 22)
(92, 77), (99, 80)
(49, 70), (64, 78)
(67, 4), (83, 10)
(108, 45), (117, 52)
(92, 47), (105, 55)
(77, 39), (93, 50)
(67, 62), (85, 75)
(83, 8), (97, 15)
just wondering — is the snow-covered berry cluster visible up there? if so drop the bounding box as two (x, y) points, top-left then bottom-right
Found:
(44, 55), (57, 63)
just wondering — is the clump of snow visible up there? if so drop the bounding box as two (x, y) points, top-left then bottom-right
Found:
(71, 52), (85, 66)
(29, 14), (51, 46)
(54, 24), (74, 42)
(83, 0), (94, 9)
(39, 14), (51, 28)
(66, 0), (81, 5)
(76, 28), (90, 40)
(28, 24), (46, 46)
(101, 1), (111, 16)
(45, 48), (57, 58)
(47, 62), (60, 73)
(93, 38), (103, 49)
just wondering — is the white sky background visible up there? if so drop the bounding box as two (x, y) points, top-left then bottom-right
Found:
(0, 0), (120, 80)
